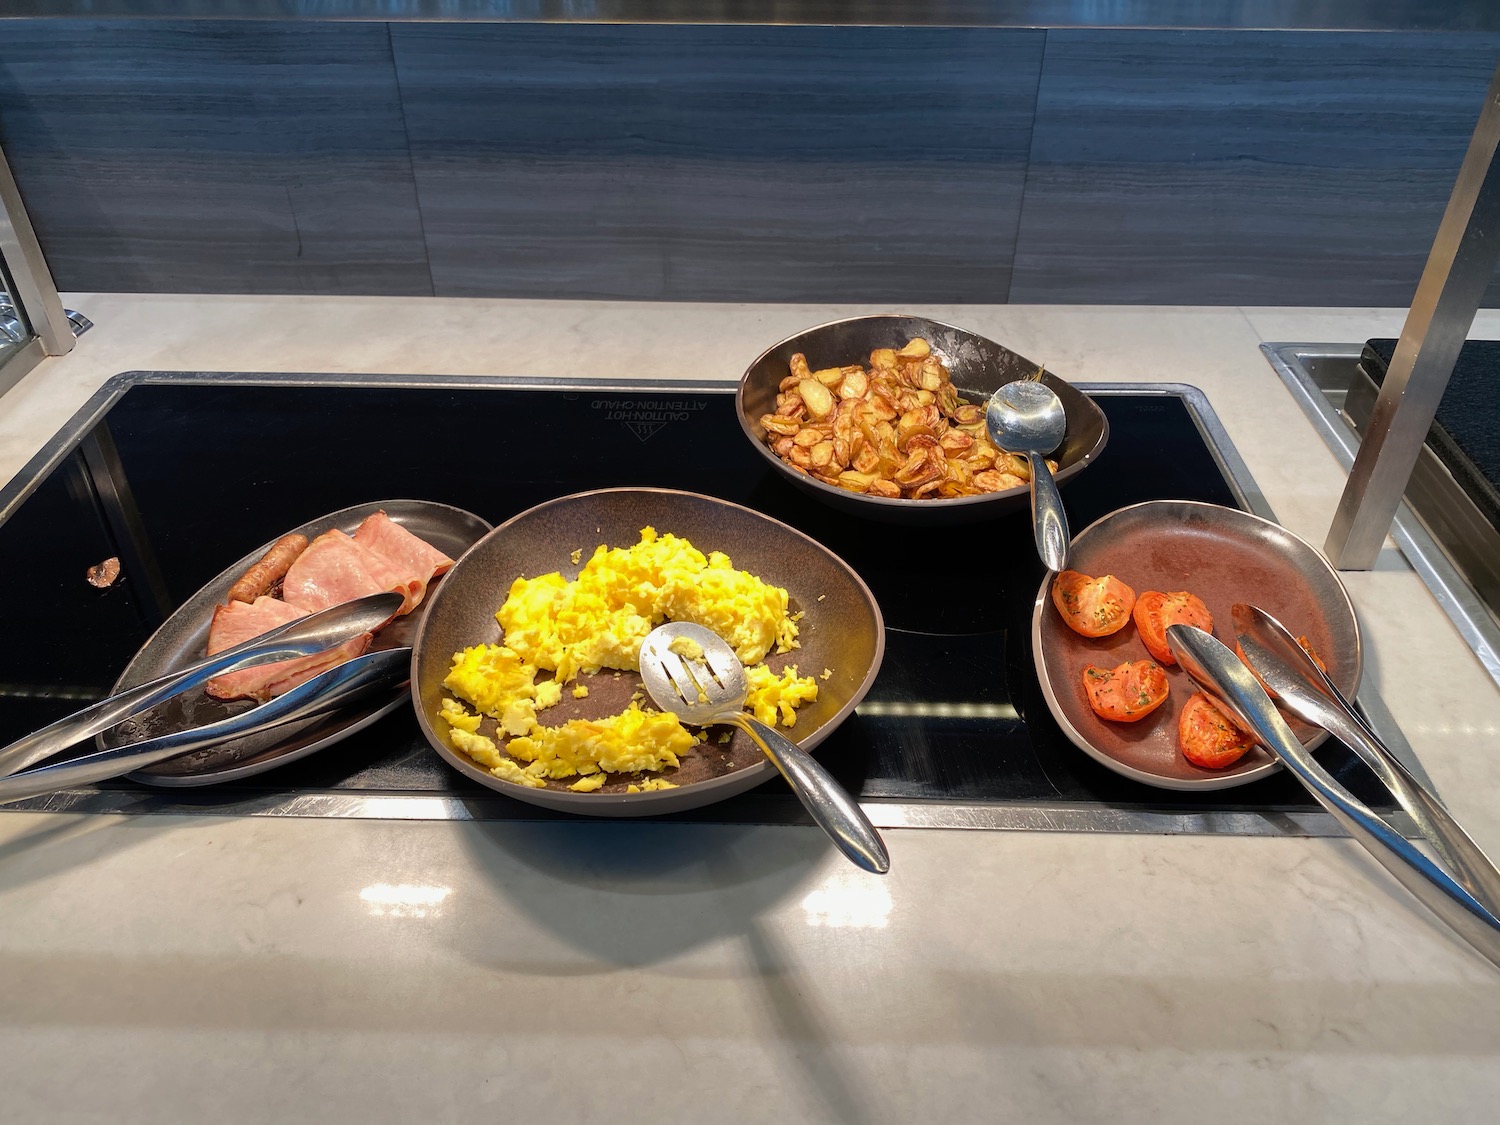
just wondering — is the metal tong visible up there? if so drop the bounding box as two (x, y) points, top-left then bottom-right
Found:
(1233, 603), (1500, 918)
(0, 591), (406, 801)
(1167, 623), (1500, 971)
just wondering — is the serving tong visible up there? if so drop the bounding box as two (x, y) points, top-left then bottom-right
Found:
(0, 591), (407, 804)
(1167, 618), (1500, 971)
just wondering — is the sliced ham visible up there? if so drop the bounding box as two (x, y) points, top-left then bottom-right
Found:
(353, 510), (455, 612)
(282, 529), (408, 614)
(204, 596), (313, 701)
(206, 633), (373, 703)
(207, 595), (307, 652)
(201, 513), (452, 702)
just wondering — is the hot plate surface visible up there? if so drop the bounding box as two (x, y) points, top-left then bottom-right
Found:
(0, 375), (1397, 831)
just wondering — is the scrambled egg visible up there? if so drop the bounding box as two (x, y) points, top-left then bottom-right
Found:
(440, 527), (820, 791)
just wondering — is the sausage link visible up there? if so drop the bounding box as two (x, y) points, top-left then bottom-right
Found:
(227, 533), (309, 604)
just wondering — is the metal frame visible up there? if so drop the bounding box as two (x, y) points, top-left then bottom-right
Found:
(0, 144), (74, 395)
(1325, 57), (1500, 570)
(0, 369), (1428, 838)
(0, 1), (1496, 31)
(1263, 342), (1500, 689)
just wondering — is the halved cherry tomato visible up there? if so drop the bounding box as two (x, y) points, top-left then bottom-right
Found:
(1052, 570), (1137, 638)
(1178, 692), (1256, 769)
(1133, 590), (1213, 666)
(1082, 660), (1170, 722)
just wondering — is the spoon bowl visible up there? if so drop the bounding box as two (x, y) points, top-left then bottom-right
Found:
(987, 379), (1070, 570)
(638, 621), (889, 874)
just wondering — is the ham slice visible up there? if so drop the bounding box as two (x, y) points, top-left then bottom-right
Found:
(353, 510), (455, 611)
(204, 595), (374, 703)
(282, 529), (410, 614)
(206, 634), (373, 703)
(201, 512), (452, 701)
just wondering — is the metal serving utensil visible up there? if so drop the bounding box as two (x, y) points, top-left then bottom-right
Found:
(0, 647), (411, 805)
(986, 379), (1069, 570)
(0, 590), (404, 779)
(1232, 602), (1500, 916)
(638, 621), (889, 874)
(1166, 622), (1500, 971)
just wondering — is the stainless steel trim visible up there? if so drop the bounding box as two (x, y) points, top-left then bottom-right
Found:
(1325, 58), (1500, 570)
(0, 1), (1496, 31)
(0, 146), (73, 358)
(0, 368), (1426, 837)
(1262, 342), (1500, 691)
(0, 786), (1424, 839)
(0, 335), (47, 400)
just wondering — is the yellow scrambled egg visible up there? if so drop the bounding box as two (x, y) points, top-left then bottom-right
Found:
(440, 527), (820, 791)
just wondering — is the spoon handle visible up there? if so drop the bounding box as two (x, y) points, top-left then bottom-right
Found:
(1027, 451), (1070, 572)
(731, 713), (890, 875)
(0, 649), (410, 805)
(0, 593), (393, 780)
(1168, 625), (1500, 972)
(1233, 611), (1500, 918)
(1304, 695), (1500, 918)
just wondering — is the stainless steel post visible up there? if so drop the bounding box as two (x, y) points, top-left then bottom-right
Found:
(1325, 58), (1500, 570)
(0, 145), (74, 358)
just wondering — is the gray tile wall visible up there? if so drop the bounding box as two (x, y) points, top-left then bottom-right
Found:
(1013, 30), (1500, 306)
(0, 21), (431, 295)
(392, 24), (1043, 302)
(1, 20), (1497, 305)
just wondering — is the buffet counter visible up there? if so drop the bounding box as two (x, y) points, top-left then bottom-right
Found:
(1, 295), (1498, 1124)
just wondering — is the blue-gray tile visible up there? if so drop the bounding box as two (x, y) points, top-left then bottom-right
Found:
(0, 21), (431, 295)
(392, 24), (1043, 303)
(1012, 30), (1500, 306)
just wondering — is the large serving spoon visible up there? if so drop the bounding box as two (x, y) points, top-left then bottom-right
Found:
(1166, 622), (1500, 972)
(1232, 602), (1500, 916)
(0, 590), (404, 779)
(986, 379), (1069, 570)
(638, 621), (889, 874)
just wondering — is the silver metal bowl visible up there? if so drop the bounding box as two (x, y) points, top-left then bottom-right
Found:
(736, 314), (1109, 526)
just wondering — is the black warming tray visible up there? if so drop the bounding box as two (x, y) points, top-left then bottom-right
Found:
(0, 373), (1403, 835)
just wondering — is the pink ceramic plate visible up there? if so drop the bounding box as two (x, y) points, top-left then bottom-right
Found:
(1032, 500), (1362, 791)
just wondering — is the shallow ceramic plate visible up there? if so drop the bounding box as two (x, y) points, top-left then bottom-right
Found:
(411, 487), (886, 816)
(103, 499), (493, 786)
(1032, 500), (1362, 791)
(736, 314), (1109, 525)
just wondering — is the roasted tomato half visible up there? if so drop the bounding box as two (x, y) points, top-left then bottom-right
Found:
(1178, 692), (1257, 769)
(1296, 634), (1328, 675)
(1052, 570), (1137, 638)
(1133, 590), (1213, 666)
(1082, 660), (1170, 723)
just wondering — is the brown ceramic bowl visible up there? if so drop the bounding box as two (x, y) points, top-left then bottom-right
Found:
(1032, 500), (1362, 791)
(736, 314), (1109, 526)
(410, 487), (885, 816)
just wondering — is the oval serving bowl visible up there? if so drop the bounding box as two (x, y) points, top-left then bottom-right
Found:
(1032, 500), (1362, 791)
(736, 314), (1109, 526)
(104, 499), (494, 786)
(411, 487), (886, 816)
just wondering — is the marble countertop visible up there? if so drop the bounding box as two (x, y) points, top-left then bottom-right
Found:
(2, 295), (1499, 1124)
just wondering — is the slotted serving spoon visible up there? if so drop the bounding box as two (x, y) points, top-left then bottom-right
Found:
(638, 621), (889, 874)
